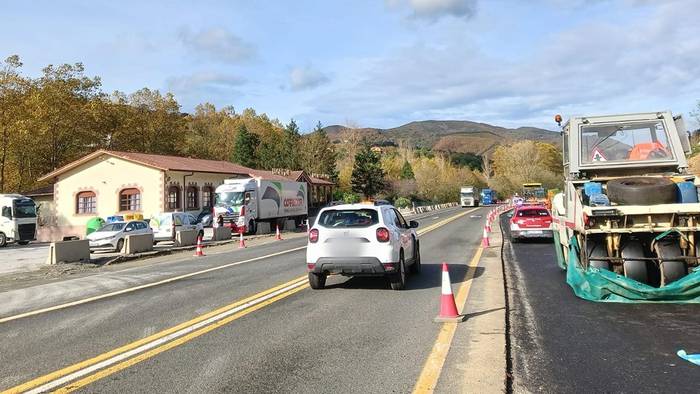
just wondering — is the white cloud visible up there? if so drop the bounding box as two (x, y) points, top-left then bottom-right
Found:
(309, 0), (700, 128)
(288, 65), (330, 91)
(178, 27), (256, 63)
(387, 0), (477, 21)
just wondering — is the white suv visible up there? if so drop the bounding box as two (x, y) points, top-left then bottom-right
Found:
(306, 202), (421, 290)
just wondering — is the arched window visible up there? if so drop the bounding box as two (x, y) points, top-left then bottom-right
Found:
(202, 186), (214, 208)
(167, 185), (180, 211)
(186, 186), (198, 210)
(76, 191), (96, 214)
(119, 188), (141, 212)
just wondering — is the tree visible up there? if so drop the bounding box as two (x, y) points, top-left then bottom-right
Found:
(281, 119), (301, 169)
(400, 159), (415, 180)
(301, 121), (337, 178)
(0, 55), (28, 192)
(351, 144), (385, 198)
(231, 124), (259, 167)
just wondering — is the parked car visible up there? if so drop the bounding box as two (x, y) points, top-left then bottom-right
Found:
(195, 209), (213, 227)
(306, 201), (421, 290)
(149, 212), (204, 244)
(509, 205), (553, 242)
(86, 220), (152, 252)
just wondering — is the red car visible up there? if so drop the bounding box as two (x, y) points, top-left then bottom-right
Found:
(509, 205), (553, 242)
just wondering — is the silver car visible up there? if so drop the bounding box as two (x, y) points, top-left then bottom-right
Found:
(306, 202), (420, 290)
(86, 220), (152, 252)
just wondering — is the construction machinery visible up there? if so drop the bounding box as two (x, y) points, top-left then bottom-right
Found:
(551, 111), (700, 299)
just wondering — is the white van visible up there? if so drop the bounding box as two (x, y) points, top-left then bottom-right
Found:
(149, 212), (204, 244)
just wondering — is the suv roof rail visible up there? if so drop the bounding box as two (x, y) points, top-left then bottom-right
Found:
(373, 199), (391, 206)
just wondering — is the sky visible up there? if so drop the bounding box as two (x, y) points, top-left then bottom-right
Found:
(2, 0), (700, 131)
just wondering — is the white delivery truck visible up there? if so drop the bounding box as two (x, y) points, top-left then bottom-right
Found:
(0, 194), (38, 247)
(214, 178), (308, 234)
(460, 186), (479, 207)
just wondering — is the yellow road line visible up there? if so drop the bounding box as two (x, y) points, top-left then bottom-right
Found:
(2, 275), (308, 394)
(0, 246), (307, 324)
(412, 246), (484, 393)
(4, 206), (478, 393)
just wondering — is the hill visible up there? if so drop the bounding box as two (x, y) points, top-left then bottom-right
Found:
(325, 120), (558, 155)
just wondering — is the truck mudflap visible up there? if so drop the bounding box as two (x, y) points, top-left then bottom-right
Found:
(555, 235), (700, 303)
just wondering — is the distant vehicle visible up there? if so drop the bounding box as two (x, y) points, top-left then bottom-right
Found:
(480, 188), (497, 205)
(149, 212), (204, 244)
(509, 206), (553, 242)
(87, 220), (152, 252)
(214, 178), (308, 234)
(460, 186), (479, 207)
(306, 201), (421, 290)
(522, 183), (547, 205)
(0, 194), (37, 247)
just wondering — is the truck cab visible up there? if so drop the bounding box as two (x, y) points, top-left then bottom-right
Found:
(0, 194), (38, 247)
(460, 186), (479, 207)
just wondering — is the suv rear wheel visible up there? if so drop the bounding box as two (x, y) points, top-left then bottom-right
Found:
(410, 241), (421, 274)
(390, 254), (406, 290)
(308, 272), (326, 289)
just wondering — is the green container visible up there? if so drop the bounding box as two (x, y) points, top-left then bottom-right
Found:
(86, 217), (105, 236)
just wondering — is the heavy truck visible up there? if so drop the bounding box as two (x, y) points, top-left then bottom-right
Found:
(214, 178), (308, 234)
(460, 186), (479, 207)
(551, 111), (700, 296)
(0, 194), (37, 247)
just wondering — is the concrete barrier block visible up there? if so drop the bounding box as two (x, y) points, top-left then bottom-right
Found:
(176, 229), (198, 246)
(283, 219), (296, 231)
(124, 233), (154, 255)
(256, 222), (271, 235)
(47, 239), (90, 265)
(213, 226), (232, 241)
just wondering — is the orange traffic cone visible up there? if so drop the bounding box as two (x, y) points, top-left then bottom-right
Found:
(434, 263), (465, 323)
(482, 226), (490, 247)
(275, 224), (282, 240)
(194, 235), (205, 257)
(485, 220), (492, 233)
(238, 231), (246, 249)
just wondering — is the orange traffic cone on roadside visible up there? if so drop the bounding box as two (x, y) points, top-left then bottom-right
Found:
(434, 263), (465, 323)
(238, 231), (246, 249)
(194, 235), (205, 257)
(482, 226), (490, 247)
(485, 220), (492, 233)
(275, 224), (282, 240)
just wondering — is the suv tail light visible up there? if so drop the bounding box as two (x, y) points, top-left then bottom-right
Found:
(309, 228), (319, 243)
(376, 227), (390, 242)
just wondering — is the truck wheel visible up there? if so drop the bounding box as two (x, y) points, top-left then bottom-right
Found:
(308, 272), (326, 289)
(390, 254), (407, 290)
(621, 241), (647, 284)
(587, 242), (611, 271)
(660, 261), (687, 286)
(606, 177), (676, 205)
(0, 232), (6, 247)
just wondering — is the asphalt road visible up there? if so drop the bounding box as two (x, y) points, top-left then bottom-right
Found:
(500, 214), (700, 393)
(0, 206), (488, 393)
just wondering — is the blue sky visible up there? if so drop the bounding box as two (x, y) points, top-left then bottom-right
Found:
(3, 0), (700, 131)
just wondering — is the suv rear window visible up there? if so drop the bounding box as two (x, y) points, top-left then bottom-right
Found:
(318, 209), (379, 228)
(517, 209), (550, 217)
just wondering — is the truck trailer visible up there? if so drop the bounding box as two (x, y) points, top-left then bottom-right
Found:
(214, 178), (308, 234)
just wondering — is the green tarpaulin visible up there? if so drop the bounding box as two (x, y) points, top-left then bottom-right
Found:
(553, 234), (700, 303)
(86, 217), (105, 236)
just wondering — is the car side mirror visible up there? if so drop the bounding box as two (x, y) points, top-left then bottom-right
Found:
(409, 220), (419, 228)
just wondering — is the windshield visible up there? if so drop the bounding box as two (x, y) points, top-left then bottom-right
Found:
(13, 200), (37, 218)
(318, 209), (379, 228)
(523, 188), (545, 199)
(215, 191), (244, 207)
(461, 192), (474, 198)
(97, 223), (126, 232)
(581, 121), (673, 164)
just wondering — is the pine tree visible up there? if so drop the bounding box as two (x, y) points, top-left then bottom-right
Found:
(400, 159), (415, 180)
(282, 119), (301, 169)
(231, 123), (259, 168)
(351, 144), (385, 198)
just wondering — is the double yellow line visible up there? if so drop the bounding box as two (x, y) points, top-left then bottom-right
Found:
(3, 207), (479, 393)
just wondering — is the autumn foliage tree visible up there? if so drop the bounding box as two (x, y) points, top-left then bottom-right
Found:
(489, 140), (563, 196)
